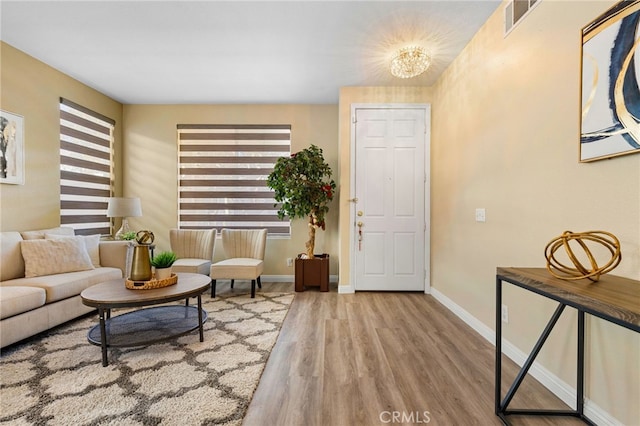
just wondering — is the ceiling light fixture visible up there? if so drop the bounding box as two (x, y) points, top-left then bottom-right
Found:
(390, 46), (431, 79)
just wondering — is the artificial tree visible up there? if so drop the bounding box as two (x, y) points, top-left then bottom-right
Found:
(267, 144), (336, 259)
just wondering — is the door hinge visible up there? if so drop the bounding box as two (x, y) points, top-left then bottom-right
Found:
(352, 116), (357, 123)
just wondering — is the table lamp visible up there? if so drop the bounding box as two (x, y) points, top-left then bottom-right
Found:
(107, 197), (142, 240)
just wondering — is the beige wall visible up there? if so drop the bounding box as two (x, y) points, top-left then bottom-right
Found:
(122, 104), (339, 276)
(0, 42), (123, 232)
(432, 1), (639, 423)
(337, 87), (435, 287)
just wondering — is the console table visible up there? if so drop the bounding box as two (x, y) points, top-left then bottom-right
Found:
(495, 267), (639, 425)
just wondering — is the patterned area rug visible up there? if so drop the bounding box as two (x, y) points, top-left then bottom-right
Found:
(0, 291), (293, 425)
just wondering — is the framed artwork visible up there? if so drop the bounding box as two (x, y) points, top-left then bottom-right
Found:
(581, 0), (640, 162)
(0, 110), (25, 184)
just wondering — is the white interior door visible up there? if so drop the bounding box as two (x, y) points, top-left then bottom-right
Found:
(352, 106), (429, 291)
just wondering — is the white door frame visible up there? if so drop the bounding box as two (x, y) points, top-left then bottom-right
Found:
(349, 103), (431, 294)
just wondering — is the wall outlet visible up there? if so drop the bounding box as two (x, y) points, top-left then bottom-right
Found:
(286, 258), (293, 267)
(501, 304), (509, 323)
(475, 208), (486, 222)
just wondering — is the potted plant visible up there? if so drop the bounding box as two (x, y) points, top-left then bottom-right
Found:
(267, 144), (336, 291)
(150, 250), (177, 280)
(121, 231), (137, 241)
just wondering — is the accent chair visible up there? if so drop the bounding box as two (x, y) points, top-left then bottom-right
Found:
(210, 228), (267, 298)
(169, 228), (216, 276)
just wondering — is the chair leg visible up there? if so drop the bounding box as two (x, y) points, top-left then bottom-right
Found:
(257, 276), (262, 289)
(211, 279), (217, 298)
(251, 279), (256, 298)
(230, 279), (234, 289)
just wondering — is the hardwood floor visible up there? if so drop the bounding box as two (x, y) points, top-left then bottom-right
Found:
(223, 282), (585, 425)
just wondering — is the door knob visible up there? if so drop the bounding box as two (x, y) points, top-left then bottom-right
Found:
(357, 211), (363, 216)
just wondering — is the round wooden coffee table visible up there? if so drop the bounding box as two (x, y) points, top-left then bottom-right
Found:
(81, 272), (211, 366)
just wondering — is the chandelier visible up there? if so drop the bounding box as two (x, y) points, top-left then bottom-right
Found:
(390, 46), (431, 79)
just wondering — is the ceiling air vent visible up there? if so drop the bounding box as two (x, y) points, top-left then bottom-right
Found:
(505, 0), (540, 35)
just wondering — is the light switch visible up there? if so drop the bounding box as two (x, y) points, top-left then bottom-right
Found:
(475, 208), (486, 223)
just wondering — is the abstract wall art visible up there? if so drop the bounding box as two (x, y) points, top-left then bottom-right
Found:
(0, 110), (25, 184)
(581, 0), (640, 162)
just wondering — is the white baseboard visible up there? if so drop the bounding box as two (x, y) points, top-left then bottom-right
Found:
(431, 288), (495, 344)
(430, 288), (622, 426)
(338, 283), (355, 293)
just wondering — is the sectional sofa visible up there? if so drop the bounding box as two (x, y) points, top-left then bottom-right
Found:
(0, 226), (132, 348)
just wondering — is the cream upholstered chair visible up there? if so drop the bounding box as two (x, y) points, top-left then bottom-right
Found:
(169, 229), (216, 275)
(210, 229), (267, 298)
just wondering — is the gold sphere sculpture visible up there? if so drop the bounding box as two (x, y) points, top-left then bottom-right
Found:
(544, 230), (621, 282)
(135, 230), (155, 245)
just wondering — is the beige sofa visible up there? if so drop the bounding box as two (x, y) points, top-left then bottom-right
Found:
(0, 227), (132, 348)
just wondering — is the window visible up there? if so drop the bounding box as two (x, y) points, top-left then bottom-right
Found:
(177, 124), (290, 236)
(59, 98), (114, 236)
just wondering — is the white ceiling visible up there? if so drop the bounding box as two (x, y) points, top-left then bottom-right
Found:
(0, 1), (501, 104)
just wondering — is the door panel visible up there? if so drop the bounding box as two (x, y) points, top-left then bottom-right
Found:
(364, 232), (385, 275)
(363, 148), (386, 216)
(394, 233), (416, 275)
(354, 107), (427, 291)
(394, 148), (416, 216)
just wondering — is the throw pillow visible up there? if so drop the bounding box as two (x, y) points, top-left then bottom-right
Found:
(45, 234), (101, 267)
(20, 238), (94, 278)
(20, 226), (75, 240)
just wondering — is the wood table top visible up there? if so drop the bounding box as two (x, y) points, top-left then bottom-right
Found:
(81, 272), (211, 309)
(497, 267), (640, 331)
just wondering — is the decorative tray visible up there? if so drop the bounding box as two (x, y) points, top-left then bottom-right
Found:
(125, 273), (178, 290)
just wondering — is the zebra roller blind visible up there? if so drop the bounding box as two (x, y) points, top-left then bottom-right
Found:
(59, 98), (114, 236)
(177, 124), (291, 236)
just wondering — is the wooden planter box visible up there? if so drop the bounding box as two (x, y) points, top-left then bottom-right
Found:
(295, 254), (329, 292)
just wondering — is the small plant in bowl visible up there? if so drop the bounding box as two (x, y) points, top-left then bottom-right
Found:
(151, 251), (177, 268)
(121, 231), (137, 241)
(151, 251), (177, 280)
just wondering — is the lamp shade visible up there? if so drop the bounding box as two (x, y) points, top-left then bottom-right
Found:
(107, 197), (142, 218)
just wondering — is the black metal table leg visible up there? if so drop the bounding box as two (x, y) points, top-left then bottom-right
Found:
(99, 307), (108, 367)
(197, 295), (204, 342)
(501, 303), (566, 412)
(495, 277), (503, 417)
(577, 310), (585, 417)
(495, 280), (596, 425)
